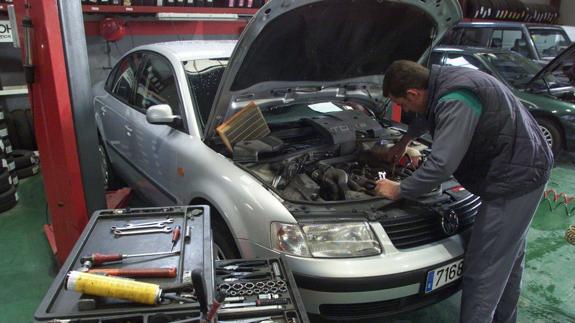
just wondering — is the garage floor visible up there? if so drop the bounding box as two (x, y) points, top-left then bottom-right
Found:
(1, 157), (574, 323)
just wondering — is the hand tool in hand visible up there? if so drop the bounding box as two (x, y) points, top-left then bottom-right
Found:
(80, 250), (180, 266)
(207, 290), (227, 320)
(171, 225), (182, 251)
(86, 267), (177, 278)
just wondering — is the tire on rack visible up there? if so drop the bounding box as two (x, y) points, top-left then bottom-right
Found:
(536, 117), (563, 157)
(15, 163), (39, 179)
(12, 149), (35, 170)
(0, 169), (14, 194)
(0, 186), (18, 214)
(10, 109), (35, 150)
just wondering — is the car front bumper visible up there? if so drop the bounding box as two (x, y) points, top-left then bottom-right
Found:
(238, 226), (467, 319)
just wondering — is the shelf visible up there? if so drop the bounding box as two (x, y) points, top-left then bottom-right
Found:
(82, 4), (258, 15)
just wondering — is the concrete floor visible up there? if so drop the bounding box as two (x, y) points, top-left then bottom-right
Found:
(0, 159), (574, 323)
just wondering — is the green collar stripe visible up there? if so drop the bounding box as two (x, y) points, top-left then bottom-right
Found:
(438, 89), (482, 116)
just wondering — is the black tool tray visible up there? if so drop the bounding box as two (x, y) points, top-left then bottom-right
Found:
(215, 257), (310, 323)
(34, 206), (213, 323)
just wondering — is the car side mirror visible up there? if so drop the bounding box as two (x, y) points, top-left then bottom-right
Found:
(146, 104), (181, 125)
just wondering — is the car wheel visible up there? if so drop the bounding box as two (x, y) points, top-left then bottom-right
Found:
(536, 118), (562, 157)
(98, 141), (123, 190)
(212, 217), (240, 261)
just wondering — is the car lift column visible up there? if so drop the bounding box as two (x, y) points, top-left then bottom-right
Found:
(13, 0), (106, 264)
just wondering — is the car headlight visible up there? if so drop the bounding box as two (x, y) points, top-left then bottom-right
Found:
(271, 222), (381, 258)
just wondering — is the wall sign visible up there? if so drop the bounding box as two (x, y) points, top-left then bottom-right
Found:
(0, 20), (14, 43)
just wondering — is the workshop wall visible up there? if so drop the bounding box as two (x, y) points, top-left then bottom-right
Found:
(559, 1), (575, 26)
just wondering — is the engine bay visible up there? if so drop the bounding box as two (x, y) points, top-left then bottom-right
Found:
(231, 103), (430, 202)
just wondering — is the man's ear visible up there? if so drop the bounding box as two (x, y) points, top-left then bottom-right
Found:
(405, 89), (421, 100)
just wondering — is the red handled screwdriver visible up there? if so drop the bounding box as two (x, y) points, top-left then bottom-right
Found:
(171, 225), (181, 251)
(80, 250), (180, 266)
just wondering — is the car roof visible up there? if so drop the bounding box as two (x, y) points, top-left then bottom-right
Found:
(433, 45), (513, 55)
(456, 21), (564, 29)
(128, 40), (237, 62)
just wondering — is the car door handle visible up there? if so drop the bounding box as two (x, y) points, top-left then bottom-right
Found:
(124, 125), (133, 132)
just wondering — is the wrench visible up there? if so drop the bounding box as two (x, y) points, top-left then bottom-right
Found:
(113, 227), (173, 236)
(111, 218), (173, 230)
(112, 223), (166, 232)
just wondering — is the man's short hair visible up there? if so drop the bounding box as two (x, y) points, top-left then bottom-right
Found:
(382, 60), (430, 98)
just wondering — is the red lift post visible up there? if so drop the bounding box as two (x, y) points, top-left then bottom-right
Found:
(13, 0), (89, 264)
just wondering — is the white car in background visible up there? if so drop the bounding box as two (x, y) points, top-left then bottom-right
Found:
(94, 0), (478, 320)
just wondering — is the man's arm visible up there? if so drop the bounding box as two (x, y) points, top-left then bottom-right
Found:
(399, 98), (481, 199)
(385, 116), (429, 162)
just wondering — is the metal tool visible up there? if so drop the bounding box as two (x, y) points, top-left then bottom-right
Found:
(222, 298), (288, 308)
(112, 223), (166, 232)
(112, 218), (174, 229)
(185, 225), (192, 242)
(113, 227), (172, 236)
(171, 225), (182, 251)
(80, 250), (180, 266)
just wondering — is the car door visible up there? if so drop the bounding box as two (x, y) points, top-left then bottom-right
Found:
(127, 52), (189, 206)
(96, 52), (143, 166)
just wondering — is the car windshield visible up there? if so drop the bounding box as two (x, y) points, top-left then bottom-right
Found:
(480, 52), (541, 88)
(529, 28), (572, 59)
(262, 101), (370, 125)
(183, 58), (228, 126)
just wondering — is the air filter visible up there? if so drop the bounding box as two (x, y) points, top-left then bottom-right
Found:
(216, 102), (270, 152)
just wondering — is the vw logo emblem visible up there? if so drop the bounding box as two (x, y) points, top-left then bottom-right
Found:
(441, 210), (459, 236)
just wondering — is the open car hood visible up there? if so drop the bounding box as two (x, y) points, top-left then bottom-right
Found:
(526, 43), (575, 89)
(204, 0), (462, 141)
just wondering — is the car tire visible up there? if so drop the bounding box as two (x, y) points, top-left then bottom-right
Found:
(15, 164), (39, 179)
(0, 186), (18, 214)
(212, 216), (240, 261)
(536, 118), (562, 157)
(12, 149), (35, 170)
(9, 109), (35, 150)
(99, 141), (123, 190)
(0, 169), (13, 193)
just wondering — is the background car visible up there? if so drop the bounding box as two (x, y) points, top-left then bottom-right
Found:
(440, 21), (572, 65)
(93, 0), (479, 320)
(430, 44), (575, 156)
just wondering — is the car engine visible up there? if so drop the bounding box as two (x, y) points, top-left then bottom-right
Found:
(233, 109), (430, 202)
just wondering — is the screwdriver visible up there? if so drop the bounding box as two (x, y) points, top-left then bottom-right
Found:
(80, 250), (180, 266)
(171, 225), (182, 251)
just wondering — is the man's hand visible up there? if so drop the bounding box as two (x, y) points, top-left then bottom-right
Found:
(375, 179), (401, 200)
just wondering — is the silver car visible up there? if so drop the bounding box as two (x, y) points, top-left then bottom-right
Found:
(94, 0), (478, 320)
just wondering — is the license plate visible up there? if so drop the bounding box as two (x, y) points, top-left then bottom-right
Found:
(425, 259), (464, 293)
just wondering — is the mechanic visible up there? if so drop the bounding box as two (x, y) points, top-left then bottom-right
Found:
(375, 60), (553, 323)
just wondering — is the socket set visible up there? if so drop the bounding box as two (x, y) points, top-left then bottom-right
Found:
(215, 257), (309, 323)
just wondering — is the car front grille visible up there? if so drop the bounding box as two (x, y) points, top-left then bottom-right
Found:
(379, 194), (481, 250)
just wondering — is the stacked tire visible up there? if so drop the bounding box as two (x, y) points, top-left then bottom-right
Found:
(12, 149), (39, 180)
(466, 0), (559, 24)
(0, 112), (19, 213)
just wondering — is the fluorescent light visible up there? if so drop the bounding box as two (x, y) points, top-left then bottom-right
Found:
(156, 12), (240, 21)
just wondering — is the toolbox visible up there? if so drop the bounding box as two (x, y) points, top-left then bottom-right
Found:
(215, 257), (310, 323)
(35, 206), (213, 323)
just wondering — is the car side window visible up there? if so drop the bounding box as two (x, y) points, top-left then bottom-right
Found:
(460, 28), (484, 46)
(444, 54), (490, 74)
(106, 53), (143, 104)
(135, 54), (182, 117)
(491, 29), (526, 54)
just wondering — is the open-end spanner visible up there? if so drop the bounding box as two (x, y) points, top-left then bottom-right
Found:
(113, 226), (173, 236)
(112, 223), (166, 232)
